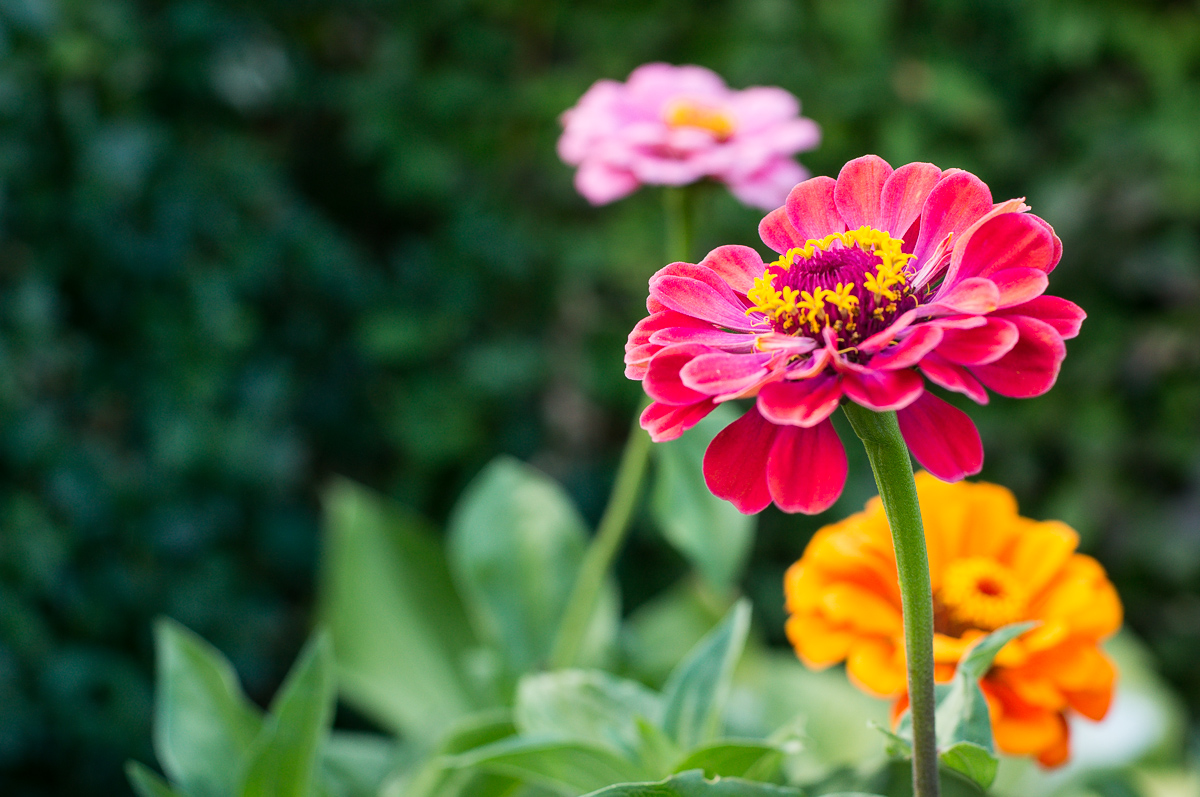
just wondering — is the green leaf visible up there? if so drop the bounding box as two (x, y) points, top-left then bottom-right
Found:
(582, 769), (804, 796)
(240, 632), (337, 797)
(447, 457), (618, 674)
(938, 742), (998, 792)
(318, 477), (477, 738)
(622, 579), (730, 688)
(671, 740), (782, 781)
(651, 405), (755, 588)
(126, 762), (187, 797)
(515, 670), (663, 758)
(153, 618), (263, 797)
(453, 737), (650, 795)
(320, 732), (403, 797)
(660, 600), (751, 750)
(381, 710), (520, 797)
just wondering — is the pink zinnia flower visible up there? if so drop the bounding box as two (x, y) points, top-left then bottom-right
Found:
(625, 155), (1084, 514)
(557, 63), (820, 210)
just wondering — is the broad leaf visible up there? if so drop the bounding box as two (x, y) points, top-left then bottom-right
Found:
(448, 457), (618, 674)
(453, 737), (650, 795)
(515, 670), (663, 758)
(381, 711), (518, 797)
(318, 478), (476, 738)
(660, 600), (751, 750)
(320, 732), (403, 797)
(126, 762), (187, 797)
(582, 769), (804, 796)
(153, 619), (263, 797)
(671, 740), (782, 781)
(938, 742), (997, 792)
(240, 632), (337, 797)
(651, 405), (755, 588)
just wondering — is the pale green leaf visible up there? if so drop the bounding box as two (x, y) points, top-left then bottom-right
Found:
(939, 742), (998, 791)
(126, 761), (187, 797)
(320, 732), (403, 797)
(153, 619), (263, 797)
(448, 457), (618, 674)
(454, 737), (649, 795)
(651, 405), (755, 588)
(582, 769), (804, 796)
(318, 477), (476, 738)
(515, 670), (663, 758)
(240, 632), (337, 797)
(660, 600), (751, 750)
(671, 740), (782, 781)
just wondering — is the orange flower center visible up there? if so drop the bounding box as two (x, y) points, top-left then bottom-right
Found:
(937, 557), (1027, 633)
(663, 98), (736, 140)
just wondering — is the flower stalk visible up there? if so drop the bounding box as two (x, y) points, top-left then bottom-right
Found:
(842, 403), (940, 797)
(549, 187), (693, 669)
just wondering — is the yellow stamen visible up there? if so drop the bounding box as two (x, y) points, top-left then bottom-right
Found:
(938, 557), (1027, 631)
(663, 99), (736, 140)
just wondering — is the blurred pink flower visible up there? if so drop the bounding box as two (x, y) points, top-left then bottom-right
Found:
(558, 63), (820, 210)
(626, 155), (1084, 514)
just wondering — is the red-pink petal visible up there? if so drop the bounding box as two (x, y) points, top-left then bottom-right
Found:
(990, 267), (1049, 308)
(996, 295), (1086, 339)
(784, 176), (844, 243)
(935, 318), (1019, 366)
(841, 367), (925, 411)
(878, 162), (942, 238)
(918, 352), (990, 405)
(969, 316), (1066, 398)
(868, 325), (944, 370)
(759, 206), (804, 254)
(1028, 214), (1063, 273)
(649, 275), (758, 331)
(897, 392), (983, 482)
(767, 419), (847, 514)
(757, 374), (843, 428)
(700, 245), (765, 295)
(859, 309), (919, 353)
(911, 171), (993, 271)
(641, 399), (716, 442)
(926, 277), (1000, 315)
(943, 212), (1057, 291)
(644, 343), (712, 405)
(833, 155), (893, 230)
(703, 407), (778, 514)
(680, 351), (774, 396)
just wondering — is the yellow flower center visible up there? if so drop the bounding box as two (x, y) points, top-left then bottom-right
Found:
(663, 98), (736, 140)
(746, 226), (915, 338)
(937, 557), (1027, 632)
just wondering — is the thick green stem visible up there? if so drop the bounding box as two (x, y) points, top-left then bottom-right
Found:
(842, 404), (940, 797)
(549, 187), (693, 669)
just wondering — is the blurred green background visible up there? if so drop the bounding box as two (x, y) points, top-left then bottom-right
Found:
(0, 0), (1198, 793)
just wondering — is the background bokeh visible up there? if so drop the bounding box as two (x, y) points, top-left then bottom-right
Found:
(1, 0), (1198, 793)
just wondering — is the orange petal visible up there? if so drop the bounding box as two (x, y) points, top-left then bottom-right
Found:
(1035, 715), (1071, 768)
(785, 613), (855, 668)
(1007, 519), (1078, 597)
(820, 582), (903, 635)
(847, 637), (907, 697)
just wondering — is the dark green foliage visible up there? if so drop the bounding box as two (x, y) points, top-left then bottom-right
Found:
(0, 0), (1198, 793)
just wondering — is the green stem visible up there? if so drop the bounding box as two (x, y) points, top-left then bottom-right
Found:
(549, 187), (694, 669)
(842, 404), (940, 797)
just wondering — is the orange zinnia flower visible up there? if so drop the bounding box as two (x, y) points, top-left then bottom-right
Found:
(784, 472), (1122, 767)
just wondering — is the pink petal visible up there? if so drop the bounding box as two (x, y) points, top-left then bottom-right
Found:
(911, 171), (994, 272)
(833, 155), (894, 230)
(841, 366), (925, 411)
(699, 245), (766, 295)
(867, 325), (944, 370)
(1028, 214), (1063, 273)
(650, 325), (756, 350)
(703, 407), (778, 514)
(969, 316), (1066, 398)
(936, 318), (1019, 366)
(995, 295), (1086, 339)
(767, 419), (848, 514)
(757, 374), (843, 428)
(784, 176), (844, 244)
(680, 351), (774, 396)
(942, 212), (1057, 292)
(649, 275), (758, 331)
(759, 205), (804, 254)
(918, 352), (990, 405)
(925, 277), (999, 316)
(878, 162), (942, 238)
(644, 343), (712, 405)
(990, 267), (1050, 308)
(574, 161), (641, 205)
(640, 399), (716, 442)
(897, 392), (983, 482)
(859, 309), (919, 353)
